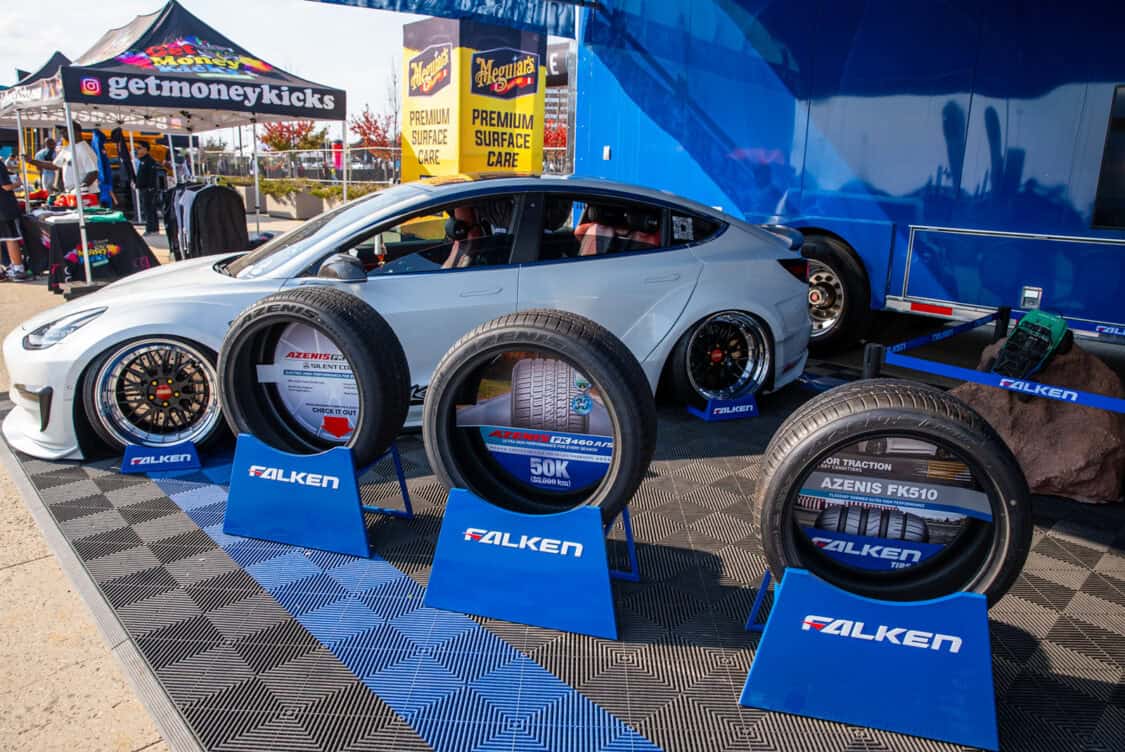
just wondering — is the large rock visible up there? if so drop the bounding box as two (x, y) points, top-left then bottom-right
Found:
(950, 340), (1125, 503)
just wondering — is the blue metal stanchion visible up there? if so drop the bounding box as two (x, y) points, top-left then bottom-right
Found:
(866, 308), (1125, 415)
(743, 569), (772, 632)
(604, 507), (640, 582)
(358, 443), (415, 520)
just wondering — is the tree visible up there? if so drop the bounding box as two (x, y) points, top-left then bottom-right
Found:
(350, 106), (400, 160)
(544, 120), (567, 149)
(259, 121), (328, 151)
(202, 136), (227, 151)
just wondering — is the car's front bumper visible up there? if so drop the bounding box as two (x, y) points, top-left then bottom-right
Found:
(3, 327), (84, 460)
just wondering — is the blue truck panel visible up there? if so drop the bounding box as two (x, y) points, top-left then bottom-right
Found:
(575, 1), (1125, 329)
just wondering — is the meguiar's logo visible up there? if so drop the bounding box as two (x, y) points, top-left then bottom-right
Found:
(801, 614), (963, 653)
(463, 527), (583, 558)
(471, 48), (538, 99)
(408, 44), (451, 97)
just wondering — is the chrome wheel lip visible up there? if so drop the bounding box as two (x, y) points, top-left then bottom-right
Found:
(685, 311), (771, 401)
(93, 339), (221, 447)
(807, 259), (845, 338)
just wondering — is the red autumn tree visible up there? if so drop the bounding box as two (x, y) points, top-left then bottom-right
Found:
(349, 107), (400, 161)
(544, 120), (567, 148)
(259, 120), (327, 151)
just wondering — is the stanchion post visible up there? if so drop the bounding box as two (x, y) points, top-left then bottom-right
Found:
(251, 119), (261, 234)
(15, 111), (32, 202)
(862, 343), (885, 379)
(63, 103), (94, 287)
(127, 129), (142, 224)
(993, 306), (1011, 342)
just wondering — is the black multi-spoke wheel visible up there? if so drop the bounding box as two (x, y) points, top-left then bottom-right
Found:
(672, 311), (771, 404)
(84, 337), (223, 451)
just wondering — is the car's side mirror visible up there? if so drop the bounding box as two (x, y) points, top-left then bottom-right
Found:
(317, 253), (366, 283)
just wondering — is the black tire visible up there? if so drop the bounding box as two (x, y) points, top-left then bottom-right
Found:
(757, 379), (1031, 605)
(82, 336), (226, 453)
(668, 310), (772, 406)
(423, 309), (657, 522)
(218, 287), (410, 468)
(511, 358), (590, 433)
(803, 234), (871, 354)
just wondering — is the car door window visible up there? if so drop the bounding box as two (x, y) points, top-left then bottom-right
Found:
(344, 197), (517, 275)
(538, 195), (664, 261)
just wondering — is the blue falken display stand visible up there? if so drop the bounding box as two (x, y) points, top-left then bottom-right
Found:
(687, 393), (758, 421)
(120, 441), (201, 474)
(425, 488), (619, 639)
(740, 569), (999, 751)
(223, 433), (413, 558)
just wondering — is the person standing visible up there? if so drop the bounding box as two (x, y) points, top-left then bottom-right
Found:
(24, 123), (99, 196)
(34, 138), (58, 191)
(134, 141), (163, 234)
(0, 158), (27, 281)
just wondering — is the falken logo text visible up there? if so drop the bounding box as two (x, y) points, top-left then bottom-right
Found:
(130, 453), (192, 466)
(247, 465), (340, 489)
(802, 614), (963, 653)
(998, 378), (1078, 402)
(712, 404), (756, 416)
(811, 536), (923, 565)
(463, 528), (583, 558)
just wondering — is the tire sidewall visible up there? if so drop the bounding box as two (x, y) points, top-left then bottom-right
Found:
(424, 317), (655, 522)
(219, 289), (408, 467)
(760, 404), (1030, 605)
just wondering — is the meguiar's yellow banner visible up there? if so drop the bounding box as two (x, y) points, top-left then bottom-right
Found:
(402, 18), (545, 181)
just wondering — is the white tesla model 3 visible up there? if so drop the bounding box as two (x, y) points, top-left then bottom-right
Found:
(4, 175), (810, 460)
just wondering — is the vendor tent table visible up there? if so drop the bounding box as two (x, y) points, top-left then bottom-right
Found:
(19, 213), (159, 293)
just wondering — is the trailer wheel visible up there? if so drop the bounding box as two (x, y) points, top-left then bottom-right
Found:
(757, 379), (1031, 605)
(219, 287), (410, 468)
(424, 309), (656, 522)
(803, 234), (871, 353)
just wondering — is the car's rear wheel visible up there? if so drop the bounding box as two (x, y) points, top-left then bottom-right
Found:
(669, 311), (771, 405)
(83, 337), (225, 452)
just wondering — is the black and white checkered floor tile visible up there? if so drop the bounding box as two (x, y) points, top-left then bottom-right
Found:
(5, 382), (1125, 752)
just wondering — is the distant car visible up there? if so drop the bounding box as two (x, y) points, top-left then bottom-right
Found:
(3, 175), (810, 460)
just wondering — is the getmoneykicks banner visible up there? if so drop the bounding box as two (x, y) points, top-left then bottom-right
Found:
(402, 18), (545, 181)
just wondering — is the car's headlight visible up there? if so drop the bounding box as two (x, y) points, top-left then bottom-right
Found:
(22, 308), (107, 350)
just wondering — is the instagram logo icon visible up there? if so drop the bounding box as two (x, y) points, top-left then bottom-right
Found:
(80, 78), (101, 96)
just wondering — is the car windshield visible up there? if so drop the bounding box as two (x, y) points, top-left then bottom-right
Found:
(227, 184), (423, 279)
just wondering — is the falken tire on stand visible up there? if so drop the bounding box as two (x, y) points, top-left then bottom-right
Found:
(423, 309), (657, 522)
(218, 287), (410, 468)
(755, 379), (1032, 605)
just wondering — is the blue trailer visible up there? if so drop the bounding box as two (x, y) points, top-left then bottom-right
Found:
(572, 1), (1125, 350)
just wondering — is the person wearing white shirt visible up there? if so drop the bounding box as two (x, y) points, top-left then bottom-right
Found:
(24, 123), (98, 194)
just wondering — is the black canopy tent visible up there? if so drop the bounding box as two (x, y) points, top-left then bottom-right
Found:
(0, 0), (346, 283)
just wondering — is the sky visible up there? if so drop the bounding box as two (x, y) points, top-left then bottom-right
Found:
(0, 0), (423, 144)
